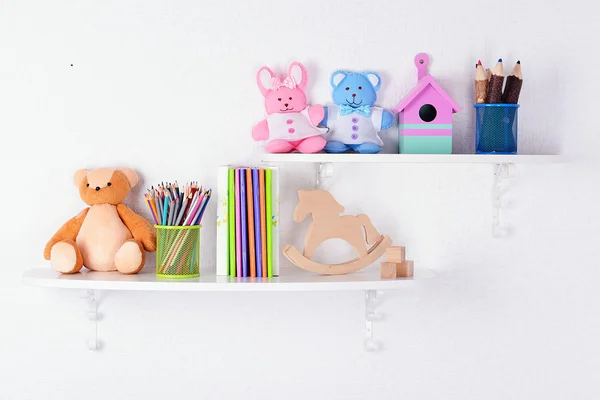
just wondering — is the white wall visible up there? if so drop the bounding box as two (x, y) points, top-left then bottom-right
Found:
(1, 0), (599, 399)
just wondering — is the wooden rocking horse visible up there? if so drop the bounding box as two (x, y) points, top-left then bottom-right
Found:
(283, 190), (392, 275)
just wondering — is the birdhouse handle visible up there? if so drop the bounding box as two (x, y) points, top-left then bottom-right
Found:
(415, 53), (429, 81)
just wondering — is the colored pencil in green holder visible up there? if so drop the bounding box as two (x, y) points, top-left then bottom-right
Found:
(155, 225), (200, 278)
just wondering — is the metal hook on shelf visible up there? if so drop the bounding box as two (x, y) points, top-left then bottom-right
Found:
(492, 163), (516, 237)
(316, 162), (334, 188)
(365, 289), (384, 351)
(83, 289), (99, 351)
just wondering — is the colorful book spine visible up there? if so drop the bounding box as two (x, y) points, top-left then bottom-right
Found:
(216, 167), (229, 275)
(246, 169), (256, 278)
(265, 169), (273, 278)
(235, 169), (242, 277)
(271, 167), (280, 276)
(227, 168), (236, 277)
(252, 169), (262, 278)
(240, 170), (248, 277)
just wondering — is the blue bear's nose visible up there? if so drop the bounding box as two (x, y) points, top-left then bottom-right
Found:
(352, 93), (356, 97)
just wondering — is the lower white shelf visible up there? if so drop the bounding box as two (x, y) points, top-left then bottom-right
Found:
(22, 266), (433, 292)
(261, 153), (561, 164)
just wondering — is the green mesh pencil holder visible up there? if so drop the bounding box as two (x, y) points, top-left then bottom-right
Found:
(155, 225), (200, 278)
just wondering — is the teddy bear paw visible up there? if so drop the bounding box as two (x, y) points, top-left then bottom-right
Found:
(50, 240), (83, 274)
(115, 240), (145, 274)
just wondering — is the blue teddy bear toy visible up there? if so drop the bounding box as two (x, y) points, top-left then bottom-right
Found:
(320, 70), (395, 154)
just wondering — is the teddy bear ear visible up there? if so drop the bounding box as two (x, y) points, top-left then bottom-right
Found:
(330, 70), (347, 89)
(363, 71), (382, 91)
(119, 168), (139, 188)
(73, 169), (88, 187)
(288, 62), (307, 91)
(256, 66), (276, 97)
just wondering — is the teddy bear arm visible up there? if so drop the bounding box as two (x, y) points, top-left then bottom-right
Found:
(381, 110), (395, 130)
(116, 204), (157, 252)
(252, 119), (270, 141)
(44, 208), (90, 260)
(319, 106), (328, 126)
(307, 105), (325, 126)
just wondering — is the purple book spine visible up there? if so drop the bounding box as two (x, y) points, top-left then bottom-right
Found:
(240, 169), (248, 277)
(235, 169), (242, 277)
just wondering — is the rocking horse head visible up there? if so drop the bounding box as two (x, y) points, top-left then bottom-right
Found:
(294, 190), (345, 223)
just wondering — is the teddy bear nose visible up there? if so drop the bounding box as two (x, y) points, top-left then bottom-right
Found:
(352, 93), (356, 97)
(284, 103), (289, 107)
(95, 186), (101, 191)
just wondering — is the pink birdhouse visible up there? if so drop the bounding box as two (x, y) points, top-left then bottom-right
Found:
(393, 53), (460, 154)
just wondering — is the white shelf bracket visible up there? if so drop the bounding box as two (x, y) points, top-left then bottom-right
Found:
(316, 162), (334, 188)
(83, 289), (100, 351)
(365, 289), (384, 351)
(492, 163), (516, 238)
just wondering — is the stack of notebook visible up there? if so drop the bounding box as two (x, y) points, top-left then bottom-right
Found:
(216, 166), (279, 277)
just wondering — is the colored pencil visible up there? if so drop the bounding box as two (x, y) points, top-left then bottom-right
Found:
(162, 194), (169, 225)
(235, 169), (242, 277)
(175, 194), (188, 226)
(184, 192), (203, 226)
(486, 58), (504, 104)
(156, 191), (163, 225)
(475, 60), (488, 104)
(194, 190), (211, 224)
(252, 169), (262, 278)
(259, 169), (267, 278)
(502, 61), (522, 104)
(168, 200), (175, 226)
(246, 169), (256, 278)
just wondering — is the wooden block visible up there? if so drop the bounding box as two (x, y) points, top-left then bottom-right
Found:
(396, 260), (414, 278)
(380, 262), (397, 279)
(386, 246), (405, 263)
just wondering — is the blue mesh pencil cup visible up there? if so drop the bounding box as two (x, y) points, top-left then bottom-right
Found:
(474, 104), (519, 154)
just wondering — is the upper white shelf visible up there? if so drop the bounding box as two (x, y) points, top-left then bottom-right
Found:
(261, 153), (561, 164)
(23, 267), (433, 292)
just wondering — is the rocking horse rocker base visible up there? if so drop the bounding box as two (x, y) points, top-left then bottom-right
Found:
(283, 235), (392, 275)
(284, 190), (392, 275)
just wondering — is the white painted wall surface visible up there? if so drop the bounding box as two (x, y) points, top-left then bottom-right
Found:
(1, 0), (599, 398)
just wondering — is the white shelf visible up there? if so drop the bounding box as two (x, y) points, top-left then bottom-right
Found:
(23, 267), (433, 292)
(261, 153), (561, 164)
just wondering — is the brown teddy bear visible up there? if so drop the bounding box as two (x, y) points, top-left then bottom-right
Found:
(44, 168), (157, 274)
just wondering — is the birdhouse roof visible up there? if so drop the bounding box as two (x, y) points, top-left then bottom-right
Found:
(392, 75), (461, 114)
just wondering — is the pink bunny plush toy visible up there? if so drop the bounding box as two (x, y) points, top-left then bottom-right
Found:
(252, 62), (328, 153)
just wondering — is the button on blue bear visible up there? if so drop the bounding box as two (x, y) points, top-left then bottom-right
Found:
(320, 70), (395, 154)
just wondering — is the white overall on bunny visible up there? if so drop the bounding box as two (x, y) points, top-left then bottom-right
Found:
(266, 110), (328, 141)
(325, 105), (385, 146)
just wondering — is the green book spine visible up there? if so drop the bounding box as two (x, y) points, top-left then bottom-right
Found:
(227, 168), (236, 277)
(265, 169), (273, 278)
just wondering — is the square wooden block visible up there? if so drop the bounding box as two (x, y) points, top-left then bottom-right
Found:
(396, 260), (414, 278)
(386, 246), (406, 263)
(380, 262), (397, 279)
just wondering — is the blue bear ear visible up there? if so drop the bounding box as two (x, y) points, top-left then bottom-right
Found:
(363, 71), (382, 91)
(330, 70), (347, 89)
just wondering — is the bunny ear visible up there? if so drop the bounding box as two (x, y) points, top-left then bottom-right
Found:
(256, 66), (276, 97)
(288, 62), (307, 91)
(330, 70), (347, 88)
(363, 71), (382, 91)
